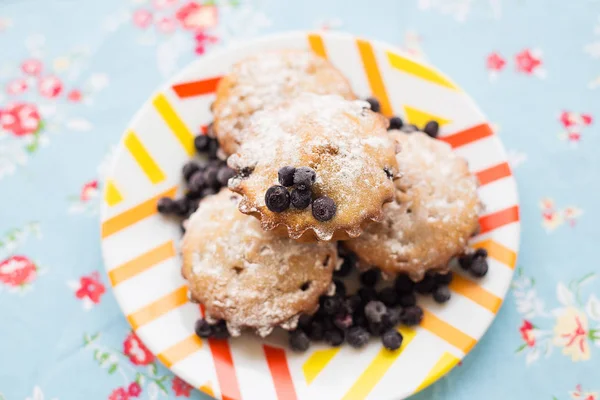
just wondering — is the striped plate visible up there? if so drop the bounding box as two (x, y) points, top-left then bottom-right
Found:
(100, 31), (520, 400)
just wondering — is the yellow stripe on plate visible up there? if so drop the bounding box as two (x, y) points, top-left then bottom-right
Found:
(124, 130), (166, 184)
(153, 93), (195, 156)
(403, 105), (451, 128)
(127, 285), (188, 329)
(199, 381), (214, 398)
(472, 239), (517, 269)
(414, 352), (460, 392)
(341, 327), (417, 400)
(449, 274), (503, 314)
(157, 334), (202, 368)
(303, 348), (340, 385)
(109, 241), (176, 286)
(387, 52), (459, 91)
(420, 310), (477, 353)
(308, 33), (327, 58)
(104, 180), (124, 206)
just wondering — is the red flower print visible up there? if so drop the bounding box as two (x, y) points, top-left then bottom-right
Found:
(127, 382), (142, 397)
(6, 78), (28, 95)
(75, 271), (106, 304)
(172, 376), (193, 397)
(68, 89), (83, 102)
(194, 31), (218, 55)
(176, 2), (218, 30)
(108, 387), (129, 400)
(581, 114), (593, 125)
(515, 49), (542, 74)
(80, 180), (99, 201)
(157, 17), (177, 34)
(123, 332), (154, 366)
(21, 59), (42, 76)
(519, 320), (536, 347)
(0, 255), (37, 287)
(38, 75), (63, 98)
(133, 9), (153, 29)
(560, 111), (576, 128)
(486, 52), (506, 71)
(0, 102), (42, 136)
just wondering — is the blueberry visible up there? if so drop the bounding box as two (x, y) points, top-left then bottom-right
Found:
(312, 196), (336, 221)
(208, 138), (220, 160)
(423, 120), (440, 138)
(470, 256), (489, 278)
(321, 296), (343, 316)
(293, 167), (316, 190)
(344, 295), (362, 314)
(289, 330), (311, 352)
(394, 274), (415, 294)
(347, 326), (370, 348)
(475, 248), (488, 258)
(385, 307), (403, 327)
(401, 124), (419, 133)
(333, 279), (346, 297)
(365, 97), (381, 113)
(333, 313), (353, 330)
(433, 285), (452, 303)
(360, 269), (380, 287)
(384, 167), (394, 180)
(324, 329), (345, 346)
(240, 166), (254, 178)
(217, 167), (236, 187)
(364, 301), (387, 324)
(188, 171), (206, 193)
(203, 165), (220, 188)
(458, 254), (474, 270)
(378, 287), (398, 307)
(388, 116), (403, 130)
(358, 287), (378, 304)
(401, 306), (423, 326)
(194, 135), (210, 153)
(157, 197), (175, 214)
(211, 320), (230, 339)
(434, 271), (453, 285)
(398, 292), (416, 307)
(367, 321), (385, 336)
(265, 185), (291, 213)
(382, 329), (403, 350)
(182, 161), (201, 181)
(298, 314), (313, 333)
(290, 188), (312, 209)
(309, 320), (325, 341)
(414, 275), (436, 294)
(335, 254), (356, 277)
(172, 198), (190, 217)
(353, 313), (368, 328)
(194, 318), (212, 338)
(278, 166), (296, 187)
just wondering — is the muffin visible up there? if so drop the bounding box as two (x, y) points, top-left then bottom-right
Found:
(212, 50), (356, 155)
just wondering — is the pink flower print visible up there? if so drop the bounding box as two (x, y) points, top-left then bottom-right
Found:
(581, 114), (593, 125)
(486, 52), (506, 71)
(74, 271), (106, 304)
(38, 75), (63, 98)
(194, 31), (218, 55)
(68, 89), (83, 102)
(156, 17), (177, 34)
(553, 308), (591, 362)
(515, 49), (542, 75)
(172, 376), (193, 397)
(127, 382), (142, 397)
(571, 384), (598, 400)
(6, 78), (28, 95)
(519, 320), (536, 347)
(132, 9), (153, 29)
(123, 332), (154, 366)
(0, 255), (38, 287)
(153, 0), (178, 9)
(568, 131), (581, 142)
(0, 102), (42, 136)
(80, 180), (98, 201)
(21, 59), (42, 76)
(108, 387), (129, 400)
(176, 2), (218, 30)
(560, 111), (577, 128)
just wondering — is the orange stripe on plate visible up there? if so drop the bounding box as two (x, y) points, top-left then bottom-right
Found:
(264, 345), (298, 400)
(172, 77), (222, 98)
(472, 239), (517, 269)
(127, 285), (188, 330)
(420, 309), (476, 353)
(101, 186), (177, 239)
(478, 205), (520, 235)
(157, 334), (202, 368)
(109, 241), (176, 286)
(414, 352), (460, 392)
(449, 274), (503, 313)
(198, 382), (215, 398)
(475, 162), (512, 186)
(440, 123), (493, 149)
(308, 33), (327, 58)
(356, 38), (393, 116)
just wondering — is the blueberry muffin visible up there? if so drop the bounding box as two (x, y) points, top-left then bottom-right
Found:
(227, 93), (400, 242)
(344, 131), (481, 281)
(181, 189), (337, 337)
(212, 50), (356, 155)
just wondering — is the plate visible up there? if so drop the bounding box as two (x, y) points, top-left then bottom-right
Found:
(100, 31), (520, 400)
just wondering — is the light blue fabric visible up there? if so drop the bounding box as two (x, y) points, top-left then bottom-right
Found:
(1, 1), (599, 399)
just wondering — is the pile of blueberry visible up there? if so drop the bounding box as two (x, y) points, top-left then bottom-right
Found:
(287, 245), (489, 352)
(365, 97), (440, 138)
(265, 166), (337, 222)
(459, 248), (489, 278)
(156, 124), (236, 228)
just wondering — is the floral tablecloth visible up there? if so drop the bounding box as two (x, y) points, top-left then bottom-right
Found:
(1, 1), (599, 399)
